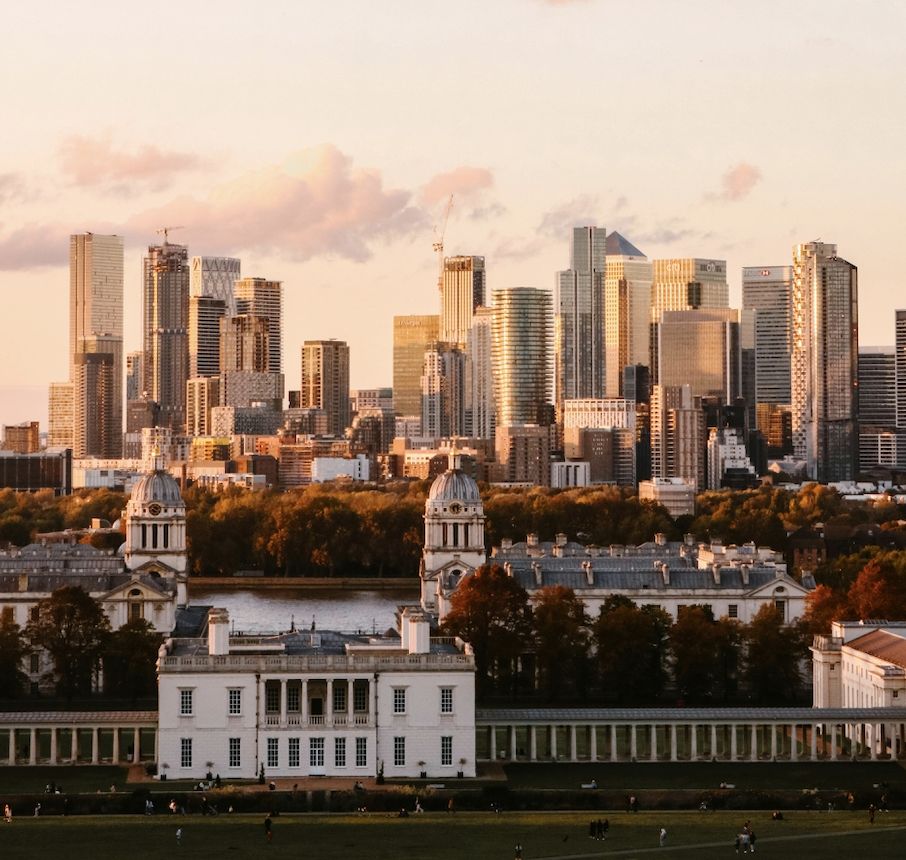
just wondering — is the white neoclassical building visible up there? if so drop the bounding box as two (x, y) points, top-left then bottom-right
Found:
(156, 607), (476, 780)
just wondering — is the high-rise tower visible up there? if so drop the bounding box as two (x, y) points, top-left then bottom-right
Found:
(742, 265), (794, 407)
(440, 256), (485, 348)
(555, 227), (606, 410)
(650, 258), (729, 321)
(393, 315), (440, 418)
(301, 340), (351, 436)
(235, 278), (282, 374)
(143, 242), (190, 431)
(791, 242), (858, 482)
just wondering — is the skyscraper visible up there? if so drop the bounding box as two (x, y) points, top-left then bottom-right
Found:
(235, 278), (282, 374)
(440, 255), (485, 347)
(857, 347), (896, 428)
(650, 258), (729, 322)
(190, 256), (240, 316)
(143, 242), (190, 431)
(896, 310), (906, 429)
(604, 232), (651, 397)
(301, 340), (351, 436)
(742, 265), (794, 407)
(555, 227), (606, 410)
(189, 296), (227, 378)
(465, 305), (496, 439)
(220, 315), (270, 373)
(791, 242), (858, 482)
(420, 342), (465, 439)
(393, 315), (440, 417)
(492, 287), (552, 427)
(126, 352), (143, 402)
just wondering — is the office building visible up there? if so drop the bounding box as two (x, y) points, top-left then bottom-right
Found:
(493, 424), (551, 486)
(189, 296), (227, 378)
(421, 342), (465, 440)
(220, 370), (284, 412)
(858, 347), (896, 429)
(651, 258), (729, 322)
(301, 340), (351, 436)
(190, 256), (240, 316)
(126, 352), (143, 402)
(897, 310), (906, 429)
(651, 384), (706, 491)
(440, 256), (485, 347)
(220, 315), (270, 373)
(465, 306), (496, 440)
(235, 278), (282, 374)
(604, 232), (652, 397)
(742, 265), (794, 406)
(393, 315), (440, 417)
(72, 353), (115, 460)
(2, 422), (40, 454)
(492, 287), (552, 427)
(791, 242), (858, 482)
(143, 242), (190, 431)
(186, 377), (221, 437)
(351, 389), (393, 412)
(555, 227), (606, 410)
(638, 478), (696, 517)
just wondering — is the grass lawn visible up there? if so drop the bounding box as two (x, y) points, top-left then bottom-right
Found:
(0, 766), (131, 795)
(503, 760), (906, 792)
(0, 810), (902, 860)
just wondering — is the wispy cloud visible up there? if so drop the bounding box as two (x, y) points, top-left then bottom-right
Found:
(58, 133), (208, 191)
(0, 173), (29, 205)
(0, 144), (428, 270)
(537, 194), (603, 239)
(422, 166), (494, 206)
(706, 162), (763, 202)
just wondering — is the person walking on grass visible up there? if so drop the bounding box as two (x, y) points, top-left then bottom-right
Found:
(4, 804), (11, 824)
(749, 830), (756, 852)
(514, 843), (522, 859)
(176, 828), (182, 846)
(659, 827), (667, 847)
(265, 813), (273, 842)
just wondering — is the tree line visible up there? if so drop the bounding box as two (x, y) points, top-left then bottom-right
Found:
(442, 565), (808, 704)
(0, 586), (160, 703)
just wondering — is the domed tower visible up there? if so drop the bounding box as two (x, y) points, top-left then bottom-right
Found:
(420, 451), (486, 621)
(124, 451), (188, 603)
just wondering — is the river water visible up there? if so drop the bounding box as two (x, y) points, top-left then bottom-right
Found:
(189, 587), (417, 635)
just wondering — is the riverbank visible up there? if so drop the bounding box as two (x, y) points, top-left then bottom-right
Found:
(188, 577), (421, 593)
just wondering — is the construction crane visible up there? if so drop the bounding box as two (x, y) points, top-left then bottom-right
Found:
(156, 225), (184, 243)
(432, 195), (453, 297)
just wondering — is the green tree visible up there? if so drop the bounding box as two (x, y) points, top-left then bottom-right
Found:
(104, 619), (160, 703)
(669, 608), (742, 701)
(26, 586), (112, 700)
(741, 603), (806, 701)
(0, 617), (28, 698)
(531, 586), (590, 701)
(442, 564), (531, 697)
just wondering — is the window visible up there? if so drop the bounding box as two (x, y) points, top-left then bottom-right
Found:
(288, 738), (300, 768)
(141, 524), (147, 548)
(2, 606), (14, 623)
(335, 737), (346, 767)
(180, 689), (193, 716)
(229, 689), (242, 715)
(442, 523), (448, 546)
(440, 688), (453, 714)
(355, 737), (367, 768)
(266, 686), (280, 713)
(229, 737), (241, 768)
(310, 738), (325, 768)
(287, 685), (300, 712)
(130, 603), (142, 620)
(441, 736), (452, 767)
(452, 523), (459, 546)
(464, 524), (470, 546)
(30, 653), (39, 674)
(354, 682), (368, 712)
(334, 684), (347, 713)
(728, 604), (738, 619)
(393, 688), (406, 714)
(152, 524), (158, 549)
(393, 736), (405, 767)
(181, 738), (192, 769)
(163, 524), (169, 549)
(30, 606), (39, 622)
(775, 599), (786, 617)
(267, 738), (279, 768)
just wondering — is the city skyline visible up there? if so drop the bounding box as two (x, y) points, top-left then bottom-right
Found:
(2, 1), (905, 429)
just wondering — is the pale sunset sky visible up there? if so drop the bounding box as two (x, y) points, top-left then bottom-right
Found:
(1, 0), (904, 429)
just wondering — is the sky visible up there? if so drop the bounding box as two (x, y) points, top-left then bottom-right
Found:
(1, 0), (905, 430)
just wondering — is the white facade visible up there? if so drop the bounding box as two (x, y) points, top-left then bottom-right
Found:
(551, 461), (590, 488)
(311, 455), (370, 483)
(157, 609), (476, 780)
(562, 398), (636, 430)
(638, 477), (696, 517)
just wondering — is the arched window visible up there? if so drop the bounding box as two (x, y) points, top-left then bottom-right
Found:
(452, 523), (459, 547)
(442, 523), (448, 546)
(152, 524), (158, 549)
(141, 524), (147, 548)
(163, 524), (169, 549)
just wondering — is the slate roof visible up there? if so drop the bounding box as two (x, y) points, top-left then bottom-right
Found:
(847, 629), (906, 668)
(476, 706), (906, 723)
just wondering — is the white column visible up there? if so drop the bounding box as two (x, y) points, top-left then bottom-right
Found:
(770, 724), (777, 759)
(630, 724), (638, 760)
(830, 724), (838, 760)
(92, 727), (99, 764)
(751, 724), (758, 761)
(589, 726), (597, 762)
(134, 727), (141, 762)
(650, 725), (658, 762)
(711, 724), (717, 760)
(670, 725), (677, 762)
(870, 724), (878, 760)
(71, 727), (78, 762)
(280, 680), (288, 726)
(529, 725), (537, 761)
(550, 726), (557, 760)
(49, 728), (58, 765)
(113, 728), (120, 763)
(489, 726), (497, 760)
(569, 725), (577, 762)
(510, 726), (517, 761)
(690, 724), (698, 761)
(810, 725), (818, 761)
(730, 725), (737, 761)
(326, 679), (333, 727)
(9, 729), (16, 764)
(29, 728), (37, 765)
(610, 725), (618, 762)
(302, 680), (309, 724)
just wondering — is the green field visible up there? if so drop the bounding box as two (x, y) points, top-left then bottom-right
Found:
(0, 811), (902, 859)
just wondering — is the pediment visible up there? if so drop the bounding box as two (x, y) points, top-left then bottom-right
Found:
(745, 576), (810, 599)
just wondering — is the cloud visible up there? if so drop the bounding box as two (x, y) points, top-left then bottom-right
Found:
(58, 133), (207, 191)
(422, 166), (494, 207)
(0, 145), (428, 269)
(537, 194), (603, 239)
(492, 235), (547, 260)
(0, 173), (28, 205)
(707, 162), (763, 202)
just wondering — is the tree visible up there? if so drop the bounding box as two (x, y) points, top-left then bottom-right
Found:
(531, 586), (590, 701)
(741, 603), (806, 701)
(847, 557), (906, 620)
(441, 564), (531, 697)
(0, 618), (28, 698)
(593, 602), (670, 702)
(668, 608), (743, 702)
(104, 619), (160, 703)
(801, 584), (852, 636)
(26, 586), (111, 700)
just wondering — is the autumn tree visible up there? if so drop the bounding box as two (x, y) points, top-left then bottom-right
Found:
(26, 586), (111, 700)
(104, 619), (161, 703)
(531, 586), (590, 701)
(441, 564), (531, 697)
(669, 607), (742, 701)
(846, 556), (906, 620)
(741, 603), (806, 701)
(801, 584), (853, 636)
(593, 600), (670, 701)
(0, 617), (28, 698)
